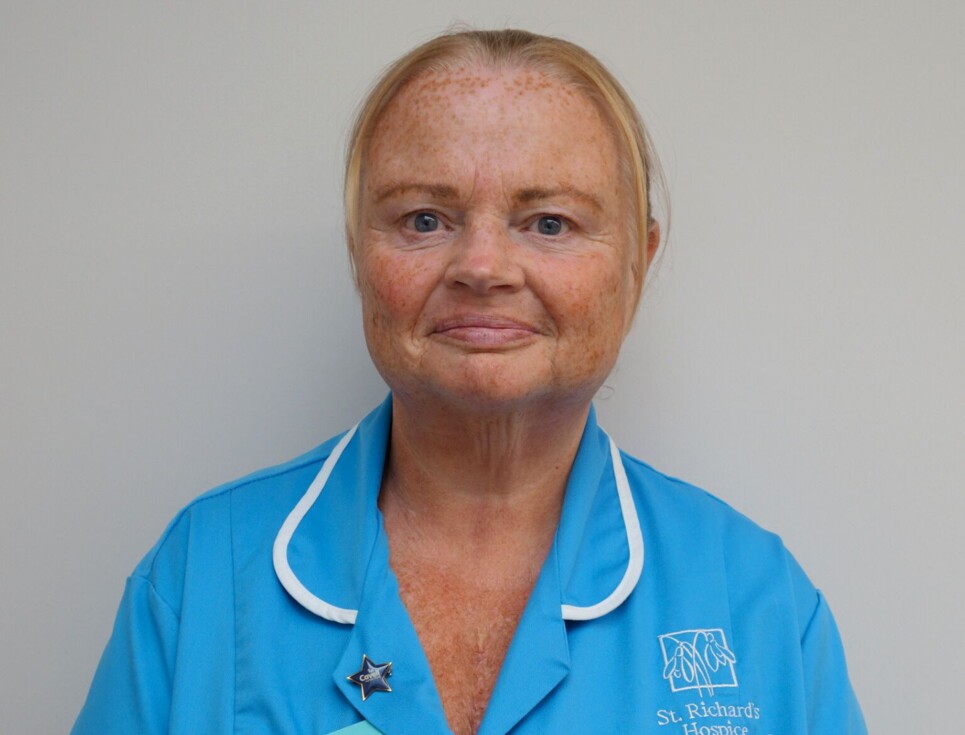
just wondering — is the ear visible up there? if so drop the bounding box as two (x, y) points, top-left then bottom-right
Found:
(623, 220), (661, 333)
(644, 220), (661, 274)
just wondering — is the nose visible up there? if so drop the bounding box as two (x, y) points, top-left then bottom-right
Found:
(443, 218), (525, 294)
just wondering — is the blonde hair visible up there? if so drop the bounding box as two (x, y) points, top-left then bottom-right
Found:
(344, 28), (666, 309)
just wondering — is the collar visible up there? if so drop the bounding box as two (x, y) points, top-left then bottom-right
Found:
(273, 395), (644, 625)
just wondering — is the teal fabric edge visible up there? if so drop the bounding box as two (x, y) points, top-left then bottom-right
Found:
(326, 721), (384, 735)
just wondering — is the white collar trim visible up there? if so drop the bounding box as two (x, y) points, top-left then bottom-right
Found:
(272, 424), (360, 624)
(272, 424), (644, 625)
(560, 435), (644, 620)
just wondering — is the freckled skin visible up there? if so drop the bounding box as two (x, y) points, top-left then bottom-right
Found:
(359, 67), (635, 413)
(358, 66), (638, 735)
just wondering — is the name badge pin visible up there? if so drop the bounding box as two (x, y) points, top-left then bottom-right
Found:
(347, 654), (393, 701)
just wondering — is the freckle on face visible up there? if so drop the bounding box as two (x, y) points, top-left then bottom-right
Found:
(358, 66), (634, 410)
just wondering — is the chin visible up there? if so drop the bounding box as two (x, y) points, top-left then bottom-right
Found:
(397, 369), (602, 418)
(375, 347), (614, 414)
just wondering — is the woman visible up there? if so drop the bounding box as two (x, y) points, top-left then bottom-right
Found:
(73, 29), (866, 735)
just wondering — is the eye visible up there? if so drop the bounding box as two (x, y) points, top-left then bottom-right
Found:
(533, 215), (568, 236)
(408, 211), (440, 233)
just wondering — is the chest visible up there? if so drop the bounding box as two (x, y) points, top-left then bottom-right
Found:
(391, 558), (535, 735)
(220, 525), (807, 735)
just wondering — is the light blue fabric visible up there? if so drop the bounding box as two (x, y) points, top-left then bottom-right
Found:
(327, 721), (384, 735)
(73, 396), (866, 734)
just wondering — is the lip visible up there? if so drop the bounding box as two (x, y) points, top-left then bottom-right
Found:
(431, 314), (542, 347)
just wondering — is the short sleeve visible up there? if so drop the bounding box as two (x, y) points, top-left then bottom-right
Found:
(781, 547), (867, 734)
(72, 490), (236, 734)
(798, 589), (867, 734)
(71, 574), (180, 735)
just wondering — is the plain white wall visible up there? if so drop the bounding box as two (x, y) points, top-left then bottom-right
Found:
(2, 2), (962, 732)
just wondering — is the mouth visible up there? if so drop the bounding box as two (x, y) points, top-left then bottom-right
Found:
(430, 314), (542, 348)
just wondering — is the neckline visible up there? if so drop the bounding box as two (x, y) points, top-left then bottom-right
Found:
(272, 401), (644, 624)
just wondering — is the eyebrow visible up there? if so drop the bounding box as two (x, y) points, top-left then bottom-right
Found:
(374, 182), (461, 203)
(514, 186), (604, 213)
(372, 182), (605, 213)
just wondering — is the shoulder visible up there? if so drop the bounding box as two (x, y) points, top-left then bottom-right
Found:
(621, 451), (781, 543)
(129, 431), (346, 612)
(620, 451), (820, 632)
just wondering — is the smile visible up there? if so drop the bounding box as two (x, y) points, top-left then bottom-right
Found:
(431, 315), (541, 348)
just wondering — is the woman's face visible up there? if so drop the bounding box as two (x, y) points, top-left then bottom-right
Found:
(357, 66), (636, 412)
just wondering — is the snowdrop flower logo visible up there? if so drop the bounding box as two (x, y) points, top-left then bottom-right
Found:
(659, 629), (738, 695)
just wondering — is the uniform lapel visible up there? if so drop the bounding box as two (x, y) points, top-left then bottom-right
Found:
(477, 408), (641, 735)
(476, 543), (570, 735)
(333, 528), (452, 735)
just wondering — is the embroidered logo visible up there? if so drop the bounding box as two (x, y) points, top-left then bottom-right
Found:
(659, 628), (737, 695)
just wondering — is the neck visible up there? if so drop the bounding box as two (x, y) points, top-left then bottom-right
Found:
(379, 394), (591, 554)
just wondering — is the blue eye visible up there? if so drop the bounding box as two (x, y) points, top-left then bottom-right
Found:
(536, 216), (565, 236)
(411, 212), (439, 233)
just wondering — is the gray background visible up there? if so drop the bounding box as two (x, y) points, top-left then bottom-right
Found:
(2, 1), (963, 732)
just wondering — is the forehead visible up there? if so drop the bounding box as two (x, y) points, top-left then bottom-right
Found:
(364, 66), (622, 197)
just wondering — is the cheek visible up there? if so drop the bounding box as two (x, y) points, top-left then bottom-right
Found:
(545, 260), (632, 367)
(554, 262), (630, 334)
(358, 248), (434, 336)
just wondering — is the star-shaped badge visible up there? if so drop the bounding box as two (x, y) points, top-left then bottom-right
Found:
(346, 654), (393, 701)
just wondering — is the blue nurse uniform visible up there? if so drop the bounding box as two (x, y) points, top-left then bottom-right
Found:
(73, 397), (866, 734)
